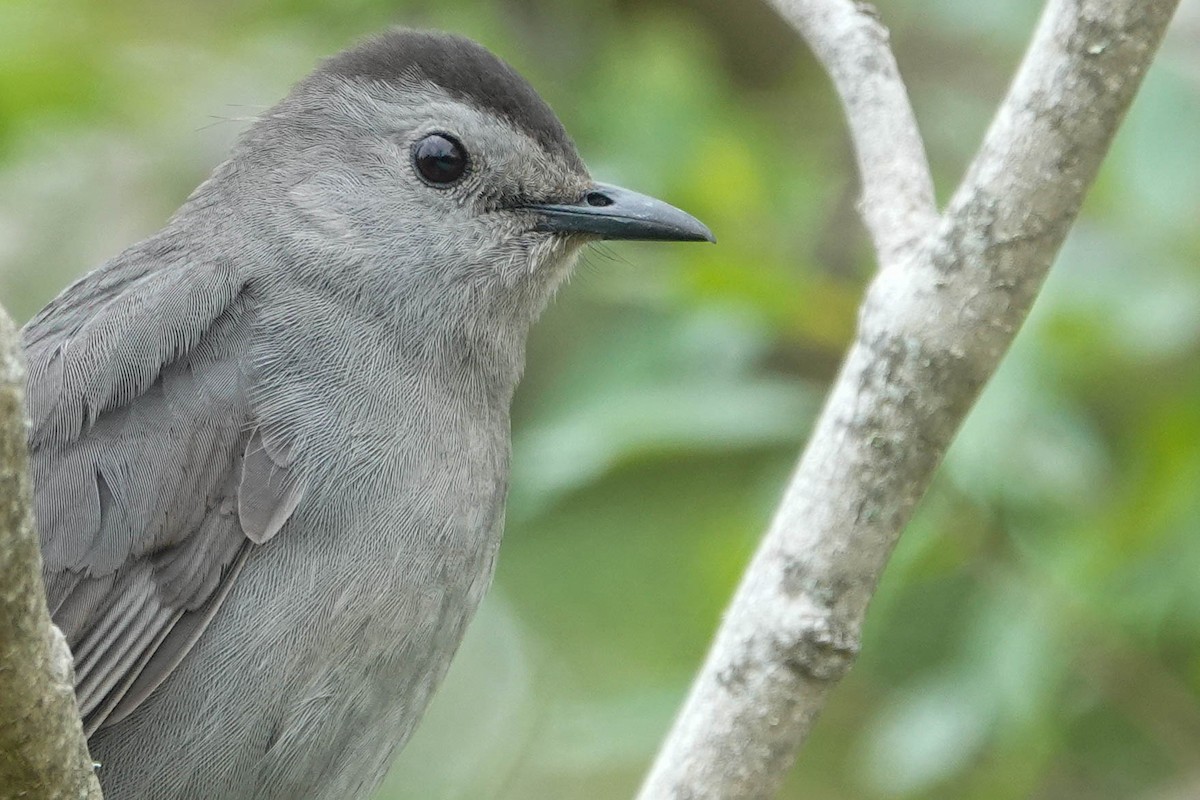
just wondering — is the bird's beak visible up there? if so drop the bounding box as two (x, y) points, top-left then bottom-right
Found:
(521, 182), (715, 243)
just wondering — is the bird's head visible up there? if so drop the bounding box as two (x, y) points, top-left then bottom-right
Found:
(233, 29), (711, 327)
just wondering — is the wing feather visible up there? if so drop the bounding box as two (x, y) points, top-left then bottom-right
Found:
(24, 239), (305, 732)
(239, 427), (305, 545)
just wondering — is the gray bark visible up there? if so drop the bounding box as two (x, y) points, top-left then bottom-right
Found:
(638, 0), (1182, 798)
(0, 307), (102, 799)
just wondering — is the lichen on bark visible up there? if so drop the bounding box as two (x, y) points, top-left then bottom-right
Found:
(0, 308), (102, 799)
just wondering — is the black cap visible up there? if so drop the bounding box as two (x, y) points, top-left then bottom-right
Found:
(321, 29), (584, 173)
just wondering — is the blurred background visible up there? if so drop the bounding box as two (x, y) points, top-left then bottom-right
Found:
(2, 0), (1200, 797)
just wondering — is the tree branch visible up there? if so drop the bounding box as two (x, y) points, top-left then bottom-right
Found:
(638, 1), (1181, 798)
(0, 308), (102, 799)
(767, 0), (938, 265)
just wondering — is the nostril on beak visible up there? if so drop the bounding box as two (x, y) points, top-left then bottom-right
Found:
(584, 190), (613, 208)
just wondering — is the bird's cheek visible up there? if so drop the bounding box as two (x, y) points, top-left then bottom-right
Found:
(290, 176), (366, 243)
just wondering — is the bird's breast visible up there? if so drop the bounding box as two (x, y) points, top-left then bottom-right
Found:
(234, 388), (512, 794)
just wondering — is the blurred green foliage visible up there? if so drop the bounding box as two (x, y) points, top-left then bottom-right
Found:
(2, 0), (1200, 797)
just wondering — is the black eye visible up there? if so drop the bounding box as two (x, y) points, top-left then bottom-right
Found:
(412, 133), (468, 186)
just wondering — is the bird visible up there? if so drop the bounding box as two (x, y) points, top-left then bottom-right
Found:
(21, 28), (712, 799)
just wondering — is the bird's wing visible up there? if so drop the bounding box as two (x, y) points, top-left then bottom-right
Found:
(23, 248), (305, 734)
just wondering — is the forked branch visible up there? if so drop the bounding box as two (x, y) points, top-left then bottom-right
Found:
(639, 1), (1181, 797)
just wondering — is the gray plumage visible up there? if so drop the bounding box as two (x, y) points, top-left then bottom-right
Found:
(24, 27), (711, 800)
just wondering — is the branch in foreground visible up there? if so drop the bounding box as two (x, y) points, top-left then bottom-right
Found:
(638, 1), (1181, 798)
(0, 309), (101, 799)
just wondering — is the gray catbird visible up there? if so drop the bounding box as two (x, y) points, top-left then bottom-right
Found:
(22, 28), (711, 799)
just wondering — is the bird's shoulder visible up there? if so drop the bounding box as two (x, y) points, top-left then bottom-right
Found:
(24, 231), (305, 732)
